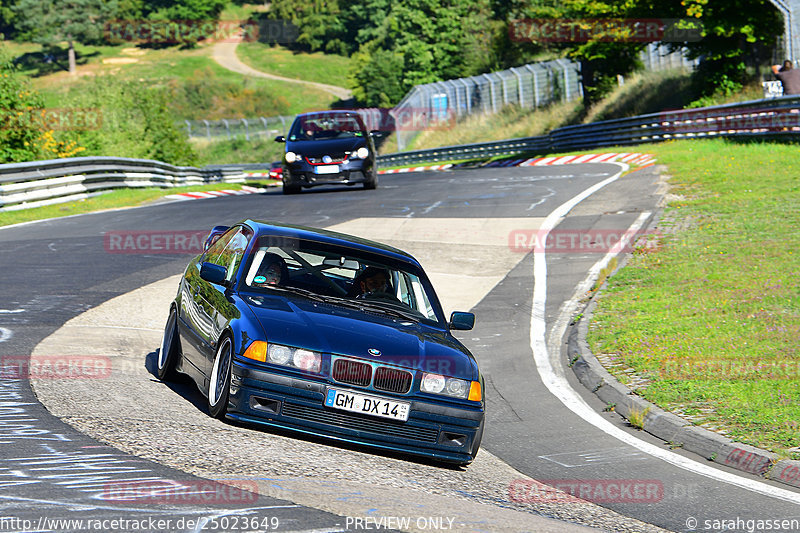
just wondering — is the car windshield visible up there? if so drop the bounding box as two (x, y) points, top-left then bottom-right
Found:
(242, 236), (442, 325)
(288, 114), (366, 141)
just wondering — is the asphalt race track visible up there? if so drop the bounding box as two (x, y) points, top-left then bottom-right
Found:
(1, 164), (799, 533)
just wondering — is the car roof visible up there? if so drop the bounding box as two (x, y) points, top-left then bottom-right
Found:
(296, 110), (360, 118)
(242, 219), (419, 265)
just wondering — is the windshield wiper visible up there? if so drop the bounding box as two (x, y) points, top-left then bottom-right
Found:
(260, 285), (326, 302)
(325, 296), (421, 322)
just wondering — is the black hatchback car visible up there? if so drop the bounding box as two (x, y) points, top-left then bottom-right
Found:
(275, 111), (378, 194)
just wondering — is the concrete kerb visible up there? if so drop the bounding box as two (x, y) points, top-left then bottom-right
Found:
(565, 238), (800, 492)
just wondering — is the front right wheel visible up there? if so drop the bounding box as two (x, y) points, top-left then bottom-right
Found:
(208, 335), (233, 419)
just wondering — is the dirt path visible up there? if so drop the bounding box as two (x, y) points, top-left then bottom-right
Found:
(211, 39), (352, 101)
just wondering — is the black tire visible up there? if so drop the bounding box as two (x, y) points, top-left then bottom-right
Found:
(363, 170), (378, 190)
(157, 308), (181, 381)
(208, 335), (233, 419)
(282, 174), (302, 195)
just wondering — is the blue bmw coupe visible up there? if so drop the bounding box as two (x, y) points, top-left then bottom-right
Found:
(158, 220), (484, 465)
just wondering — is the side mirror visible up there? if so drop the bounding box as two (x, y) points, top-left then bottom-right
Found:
(274, 135), (286, 143)
(203, 225), (229, 251)
(449, 311), (475, 331)
(200, 262), (228, 286)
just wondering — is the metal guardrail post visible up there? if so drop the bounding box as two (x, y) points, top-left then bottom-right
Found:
(461, 79), (471, 115)
(510, 67), (524, 107)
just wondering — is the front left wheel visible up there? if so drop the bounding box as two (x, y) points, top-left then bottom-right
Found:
(363, 170), (378, 190)
(157, 308), (181, 381)
(208, 335), (233, 419)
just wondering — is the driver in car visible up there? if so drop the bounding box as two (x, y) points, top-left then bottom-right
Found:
(350, 267), (393, 299)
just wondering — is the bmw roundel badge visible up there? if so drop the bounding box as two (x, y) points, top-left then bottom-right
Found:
(368, 348), (381, 357)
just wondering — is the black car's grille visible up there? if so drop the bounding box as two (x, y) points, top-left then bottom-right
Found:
(374, 366), (413, 394)
(282, 402), (438, 442)
(306, 154), (347, 164)
(333, 358), (372, 387)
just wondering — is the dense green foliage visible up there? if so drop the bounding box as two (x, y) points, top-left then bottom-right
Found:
(56, 75), (197, 164)
(0, 49), (47, 162)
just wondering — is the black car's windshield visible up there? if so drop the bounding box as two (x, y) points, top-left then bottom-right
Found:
(241, 236), (443, 325)
(288, 114), (366, 141)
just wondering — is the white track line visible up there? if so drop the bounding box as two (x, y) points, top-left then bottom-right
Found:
(530, 163), (800, 504)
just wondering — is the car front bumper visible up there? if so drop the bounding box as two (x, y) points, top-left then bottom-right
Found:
(284, 160), (375, 187)
(228, 360), (484, 464)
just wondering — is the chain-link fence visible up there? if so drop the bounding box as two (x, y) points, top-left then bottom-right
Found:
(392, 43), (698, 150)
(181, 44), (698, 150)
(182, 115), (295, 140)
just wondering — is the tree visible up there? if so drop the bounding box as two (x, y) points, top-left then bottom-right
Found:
(348, 47), (404, 107)
(511, 0), (649, 105)
(13, 0), (118, 74)
(0, 48), (86, 162)
(659, 0), (783, 99)
(347, 0), (496, 106)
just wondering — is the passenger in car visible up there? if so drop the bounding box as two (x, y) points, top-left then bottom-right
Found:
(255, 253), (289, 286)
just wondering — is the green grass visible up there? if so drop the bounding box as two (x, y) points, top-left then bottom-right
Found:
(0, 181), (276, 227)
(235, 42), (351, 89)
(191, 137), (285, 166)
(587, 138), (800, 458)
(5, 41), (337, 116)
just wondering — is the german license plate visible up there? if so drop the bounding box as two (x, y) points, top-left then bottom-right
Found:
(314, 165), (339, 174)
(324, 388), (409, 422)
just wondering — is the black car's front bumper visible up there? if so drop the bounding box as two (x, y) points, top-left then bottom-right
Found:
(228, 360), (484, 464)
(284, 160), (375, 188)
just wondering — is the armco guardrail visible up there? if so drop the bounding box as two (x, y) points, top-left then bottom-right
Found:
(3, 96), (800, 211)
(378, 95), (800, 167)
(0, 157), (246, 212)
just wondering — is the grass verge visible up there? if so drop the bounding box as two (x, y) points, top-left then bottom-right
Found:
(587, 138), (800, 459)
(235, 42), (351, 90)
(0, 181), (276, 228)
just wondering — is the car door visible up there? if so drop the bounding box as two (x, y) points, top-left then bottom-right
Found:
(178, 227), (239, 380)
(193, 226), (251, 384)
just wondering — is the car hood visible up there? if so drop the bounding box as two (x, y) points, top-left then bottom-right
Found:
(243, 294), (477, 379)
(286, 138), (367, 156)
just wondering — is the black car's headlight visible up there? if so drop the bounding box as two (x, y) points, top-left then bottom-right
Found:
(353, 147), (369, 159)
(242, 341), (321, 373)
(420, 372), (482, 401)
(285, 151), (300, 163)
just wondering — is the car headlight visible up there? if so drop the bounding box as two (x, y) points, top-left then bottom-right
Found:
(285, 151), (299, 163)
(247, 342), (321, 373)
(420, 372), (482, 401)
(355, 147), (369, 159)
